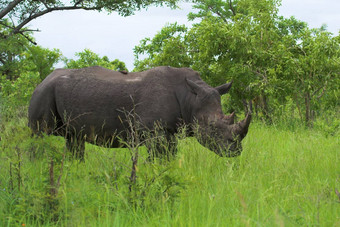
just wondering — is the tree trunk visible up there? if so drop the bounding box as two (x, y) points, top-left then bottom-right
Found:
(261, 93), (271, 123)
(254, 98), (259, 118)
(4, 52), (13, 80)
(248, 99), (253, 114)
(305, 92), (311, 126)
(294, 93), (303, 123)
(242, 99), (248, 115)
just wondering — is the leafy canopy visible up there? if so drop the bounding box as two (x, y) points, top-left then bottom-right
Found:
(134, 23), (191, 71)
(133, 0), (340, 124)
(66, 49), (128, 71)
(0, 20), (62, 81)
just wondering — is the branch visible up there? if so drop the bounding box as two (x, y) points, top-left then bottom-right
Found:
(208, 6), (227, 23)
(0, 20), (15, 29)
(0, 0), (25, 20)
(74, 0), (85, 6)
(18, 30), (37, 45)
(0, 21), (38, 44)
(0, 56), (6, 65)
(40, 0), (51, 10)
(19, 28), (41, 33)
(229, 0), (236, 16)
(11, 4), (101, 35)
(315, 80), (328, 100)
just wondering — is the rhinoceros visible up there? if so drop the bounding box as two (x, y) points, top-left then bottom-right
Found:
(28, 66), (251, 160)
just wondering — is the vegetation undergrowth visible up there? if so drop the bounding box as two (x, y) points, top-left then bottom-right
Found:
(0, 111), (339, 226)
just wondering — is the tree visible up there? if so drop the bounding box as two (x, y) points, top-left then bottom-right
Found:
(135, 0), (285, 116)
(189, 0), (287, 117)
(0, 0), (179, 79)
(65, 49), (127, 71)
(0, 0), (179, 44)
(24, 45), (62, 80)
(282, 26), (340, 125)
(134, 23), (192, 71)
(133, 0), (340, 124)
(0, 21), (62, 81)
(0, 19), (30, 80)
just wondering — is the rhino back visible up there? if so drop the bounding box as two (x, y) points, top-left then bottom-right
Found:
(47, 66), (198, 136)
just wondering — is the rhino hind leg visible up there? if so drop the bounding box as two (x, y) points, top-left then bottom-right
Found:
(28, 93), (64, 136)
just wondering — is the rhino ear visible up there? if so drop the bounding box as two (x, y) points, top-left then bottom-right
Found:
(186, 78), (204, 95)
(215, 81), (233, 95)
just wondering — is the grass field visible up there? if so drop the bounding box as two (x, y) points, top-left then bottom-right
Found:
(0, 117), (339, 226)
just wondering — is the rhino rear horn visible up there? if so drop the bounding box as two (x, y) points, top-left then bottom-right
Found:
(215, 81), (233, 95)
(233, 112), (252, 138)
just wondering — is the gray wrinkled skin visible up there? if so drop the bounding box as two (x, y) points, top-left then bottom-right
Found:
(28, 66), (251, 160)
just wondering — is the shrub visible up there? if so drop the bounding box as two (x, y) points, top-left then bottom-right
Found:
(0, 72), (40, 120)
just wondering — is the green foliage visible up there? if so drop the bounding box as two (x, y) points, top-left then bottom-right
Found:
(0, 0), (180, 83)
(0, 72), (40, 117)
(24, 45), (62, 80)
(133, 0), (340, 125)
(0, 19), (30, 80)
(66, 49), (128, 71)
(134, 23), (192, 71)
(0, 0), (180, 87)
(0, 20), (62, 82)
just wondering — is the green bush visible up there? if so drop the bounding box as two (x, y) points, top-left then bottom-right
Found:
(0, 72), (40, 121)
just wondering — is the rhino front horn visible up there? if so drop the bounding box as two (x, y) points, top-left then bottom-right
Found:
(233, 113), (252, 138)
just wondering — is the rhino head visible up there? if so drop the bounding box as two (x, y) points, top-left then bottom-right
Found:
(186, 79), (251, 157)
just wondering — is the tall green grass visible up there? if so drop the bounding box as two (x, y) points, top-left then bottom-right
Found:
(0, 118), (339, 226)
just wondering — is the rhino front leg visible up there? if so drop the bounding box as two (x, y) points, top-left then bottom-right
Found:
(146, 133), (178, 161)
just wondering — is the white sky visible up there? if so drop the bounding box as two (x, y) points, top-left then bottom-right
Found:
(28, 0), (340, 71)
